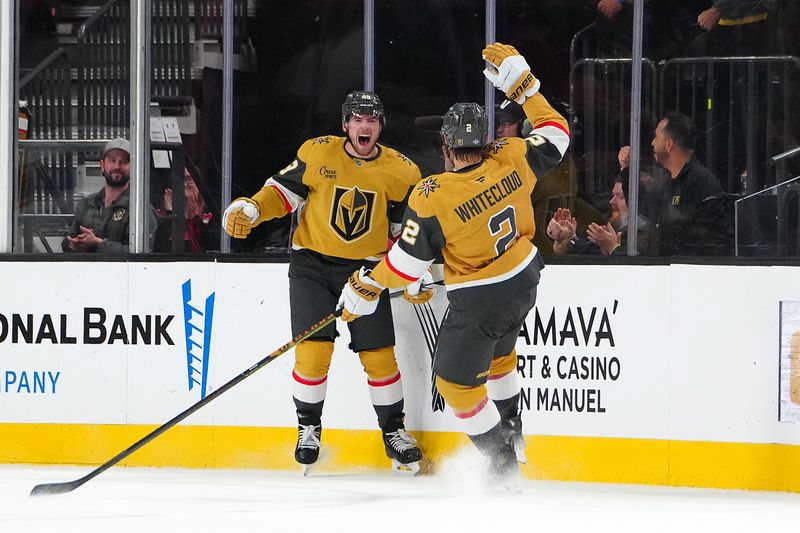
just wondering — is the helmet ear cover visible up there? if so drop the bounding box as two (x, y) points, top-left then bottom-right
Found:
(342, 91), (386, 128)
(440, 103), (488, 149)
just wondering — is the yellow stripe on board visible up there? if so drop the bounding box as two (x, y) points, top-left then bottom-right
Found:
(3, 423), (800, 492)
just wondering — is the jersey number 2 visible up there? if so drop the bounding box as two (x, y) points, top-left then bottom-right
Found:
(489, 206), (517, 256)
(401, 219), (420, 246)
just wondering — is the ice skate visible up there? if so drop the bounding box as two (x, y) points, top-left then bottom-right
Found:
(295, 423), (321, 475)
(470, 422), (523, 493)
(382, 428), (422, 476)
(506, 414), (526, 464)
(486, 446), (522, 493)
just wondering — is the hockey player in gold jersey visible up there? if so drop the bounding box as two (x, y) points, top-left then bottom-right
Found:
(222, 91), (428, 474)
(339, 43), (570, 485)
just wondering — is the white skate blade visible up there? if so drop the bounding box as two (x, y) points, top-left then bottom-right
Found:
(513, 436), (527, 464)
(391, 459), (420, 476)
(301, 463), (313, 476)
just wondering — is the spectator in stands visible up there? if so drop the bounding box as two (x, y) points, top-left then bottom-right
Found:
(616, 145), (668, 223)
(153, 167), (219, 253)
(546, 174), (655, 256)
(62, 138), (155, 253)
(593, 0), (694, 60)
(685, 0), (784, 56)
(495, 102), (523, 139)
(650, 112), (730, 255)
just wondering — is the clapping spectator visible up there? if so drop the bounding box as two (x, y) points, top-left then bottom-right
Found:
(547, 175), (654, 256)
(62, 138), (156, 253)
(154, 168), (219, 253)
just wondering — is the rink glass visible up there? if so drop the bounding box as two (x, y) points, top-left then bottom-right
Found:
(7, 0), (800, 258)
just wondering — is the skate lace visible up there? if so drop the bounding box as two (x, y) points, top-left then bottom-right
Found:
(386, 429), (418, 452)
(297, 424), (320, 450)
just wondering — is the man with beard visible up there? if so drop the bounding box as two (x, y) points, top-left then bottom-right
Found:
(62, 138), (156, 253)
(650, 112), (730, 255)
(221, 92), (426, 475)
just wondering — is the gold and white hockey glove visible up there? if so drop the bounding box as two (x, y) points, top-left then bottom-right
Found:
(338, 267), (384, 323)
(482, 42), (541, 105)
(403, 269), (435, 305)
(222, 197), (260, 239)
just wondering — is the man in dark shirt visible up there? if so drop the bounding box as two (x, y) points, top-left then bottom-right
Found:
(62, 138), (155, 253)
(652, 112), (730, 256)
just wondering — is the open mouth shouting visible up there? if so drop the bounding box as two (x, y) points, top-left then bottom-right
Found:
(348, 129), (378, 158)
(358, 133), (373, 148)
(344, 114), (381, 158)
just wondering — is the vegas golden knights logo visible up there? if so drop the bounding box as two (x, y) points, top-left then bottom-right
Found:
(330, 186), (376, 242)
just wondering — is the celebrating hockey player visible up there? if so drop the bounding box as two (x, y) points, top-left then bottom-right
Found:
(222, 92), (427, 474)
(339, 43), (570, 485)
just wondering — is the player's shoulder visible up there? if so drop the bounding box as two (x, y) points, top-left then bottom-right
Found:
(298, 136), (345, 160)
(485, 136), (527, 160)
(377, 145), (422, 182)
(407, 173), (448, 217)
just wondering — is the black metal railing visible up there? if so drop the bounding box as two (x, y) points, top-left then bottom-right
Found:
(194, 0), (249, 46)
(19, 48), (72, 140)
(76, 0), (194, 137)
(569, 57), (659, 196)
(735, 174), (800, 257)
(76, 0), (130, 139)
(16, 140), (106, 253)
(569, 23), (597, 69)
(19, 48), (75, 220)
(660, 56), (800, 196)
(151, 141), (190, 254)
(152, 0), (193, 100)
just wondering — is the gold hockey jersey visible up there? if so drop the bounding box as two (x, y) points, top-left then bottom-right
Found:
(252, 136), (421, 260)
(370, 92), (570, 299)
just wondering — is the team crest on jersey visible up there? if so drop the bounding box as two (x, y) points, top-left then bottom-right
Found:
(330, 186), (376, 242)
(417, 177), (440, 198)
(487, 138), (508, 155)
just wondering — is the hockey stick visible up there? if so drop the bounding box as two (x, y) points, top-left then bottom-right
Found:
(388, 280), (446, 410)
(412, 301), (447, 412)
(30, 309), (342, 497)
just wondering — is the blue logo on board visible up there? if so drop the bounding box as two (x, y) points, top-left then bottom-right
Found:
(181, 280), (215, 399)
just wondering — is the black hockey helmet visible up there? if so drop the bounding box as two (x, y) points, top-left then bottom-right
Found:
(342, 91), (386, 127)
(441, 103), (488, 149)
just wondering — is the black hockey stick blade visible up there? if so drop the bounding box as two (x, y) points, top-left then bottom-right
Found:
(30, 478), (85, 497)
(30, 308), (342, 497)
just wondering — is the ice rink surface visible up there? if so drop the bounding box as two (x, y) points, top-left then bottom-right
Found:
(3, 460), (800, 533)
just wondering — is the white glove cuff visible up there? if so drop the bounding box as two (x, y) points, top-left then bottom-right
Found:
(239, 200), (260, 223)
(524, 77), (541, 98)
(406, 270), (433, 296)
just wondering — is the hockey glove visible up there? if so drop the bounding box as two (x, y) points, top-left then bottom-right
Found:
(403, 269), (435, 305)
(338, 267), (384, 322)
(482, 42), (541, 105)
(222, 197), (260, 239)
